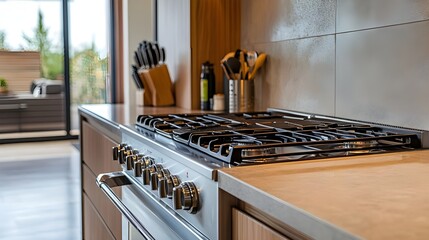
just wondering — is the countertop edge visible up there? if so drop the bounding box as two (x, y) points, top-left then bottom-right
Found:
(78, 106), (121, 142)
(218, 170), (360, 240)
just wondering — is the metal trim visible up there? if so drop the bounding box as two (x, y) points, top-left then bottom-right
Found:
(0, 135), (78, 145)
(96, 172), (155, 240)
(62, 0), (71, 134)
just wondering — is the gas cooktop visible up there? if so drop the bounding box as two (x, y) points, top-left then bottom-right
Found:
(136, 109), (425, 165)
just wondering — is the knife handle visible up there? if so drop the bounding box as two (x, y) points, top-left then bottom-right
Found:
(153, 42), (161, 65)
(134, 51), (142, 67)
(146, 43), (155, 68)
(160, 47), (166, 63)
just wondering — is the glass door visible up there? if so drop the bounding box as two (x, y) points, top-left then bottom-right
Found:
(0, 0), (66, 140)
(0, 0), (113, 141)
(69, 0), (110, 133)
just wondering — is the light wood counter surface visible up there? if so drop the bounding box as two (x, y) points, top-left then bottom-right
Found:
(219, 150), (429, 239)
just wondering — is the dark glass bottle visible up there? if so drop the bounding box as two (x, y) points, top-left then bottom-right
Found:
(200, 61), (215, 110)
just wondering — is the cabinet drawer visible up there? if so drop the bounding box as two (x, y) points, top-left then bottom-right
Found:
(82, 121), (121, 174)
(83, 164), (122, 240)
(83, 194), (116, 240)
(232, 208), (290, 240)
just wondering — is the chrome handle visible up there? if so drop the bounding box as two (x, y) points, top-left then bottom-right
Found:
(96, 172), (154, 240)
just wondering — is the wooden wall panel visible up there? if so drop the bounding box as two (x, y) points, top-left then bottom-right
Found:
(158, 0), (240, 109)
(0, 51), (41, 92)
(191, 0), (241, 109)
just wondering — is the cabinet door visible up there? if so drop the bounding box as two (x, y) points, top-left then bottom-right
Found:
(232, 208), (290, 240)
(81, 120), (121, 239)
(82, 121), (121, 175)
(83, 195), (115, 240)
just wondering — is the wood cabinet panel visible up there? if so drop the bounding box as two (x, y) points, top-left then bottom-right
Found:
(83, 194), (116, 240)
(81, 119), (121, 240)
(82, 121), (121, 175)
(158, 0), (240, 109)
(83, 164), (122, 240)
(190, 0), (241, 108)
(232, 208), (289, 240)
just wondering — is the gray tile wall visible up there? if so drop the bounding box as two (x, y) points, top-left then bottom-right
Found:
(242, 0), (429, 130)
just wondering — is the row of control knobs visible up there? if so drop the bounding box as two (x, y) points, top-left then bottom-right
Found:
(112, 143), (199, 214)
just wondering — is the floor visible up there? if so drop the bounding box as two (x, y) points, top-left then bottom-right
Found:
(0, 140), (81, 240)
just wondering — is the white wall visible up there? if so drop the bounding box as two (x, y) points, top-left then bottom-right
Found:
(122, 0), (155, 122)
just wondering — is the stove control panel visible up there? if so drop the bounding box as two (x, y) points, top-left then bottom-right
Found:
(112, 143), (201, 214)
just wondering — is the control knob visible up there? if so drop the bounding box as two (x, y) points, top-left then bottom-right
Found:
(141, 157), (155, 185)
(173, 182), (199, 214)
(118, 146), (132, 164)
(112, 143), (127, 161)
(149, 164), (164, 190)
(166, 174), (181, 199)
(134, 161), (143, 177)
(126, 155), (137, 170)
(157, 169), (172, 198)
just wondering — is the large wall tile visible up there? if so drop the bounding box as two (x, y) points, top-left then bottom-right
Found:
(241, 0), (335, 44)
(336, 21), (429, 130)
(250, 35), (335, 115)
(337, 0), (429, 32)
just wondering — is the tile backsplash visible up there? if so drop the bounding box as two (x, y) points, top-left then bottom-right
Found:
(242, 0), (429, 130)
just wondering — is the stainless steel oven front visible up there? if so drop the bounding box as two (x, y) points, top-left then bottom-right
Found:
(96, 125), (223, 240)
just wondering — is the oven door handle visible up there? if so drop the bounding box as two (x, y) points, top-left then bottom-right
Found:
(96, 172), (155, 240)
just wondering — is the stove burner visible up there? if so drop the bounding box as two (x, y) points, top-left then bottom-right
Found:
(233, 139), (278, 158)
(136, 112), (422, 165)
(336, 140), (379, 154)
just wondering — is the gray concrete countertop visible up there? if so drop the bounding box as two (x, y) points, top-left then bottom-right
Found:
(219, 150), (429, 240)
(78, 104), (208, 143)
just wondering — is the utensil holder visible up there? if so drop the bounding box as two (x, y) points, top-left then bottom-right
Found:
(228, 79), (254, 112)
(138, 64), (175, 106)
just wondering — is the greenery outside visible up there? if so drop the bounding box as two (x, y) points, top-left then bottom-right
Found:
(0, 77), (7, 87)
(1, 9), (107, 104)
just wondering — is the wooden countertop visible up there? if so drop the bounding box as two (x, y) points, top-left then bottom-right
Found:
(219, 150), (429, 239)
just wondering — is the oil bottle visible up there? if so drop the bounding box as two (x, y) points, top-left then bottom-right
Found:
(200, 61), (215, 110)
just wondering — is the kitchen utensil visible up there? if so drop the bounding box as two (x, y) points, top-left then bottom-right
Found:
(221, 61), (234, 80)
(141, 45), (150, 69)
(144, 45), (154, 68)
(134, 51), (142, 67)
(160, 47), (166, 63)
(221, 52), (235, 63)
(246, 51), (257, 80)
(147, 42), (158, 67)
(153, 42), (161, 65)
(226, 57), (241, 80)
(138, 41), (148, 68)
(239, 50), (246, 79)
(249, 53), (267, 80)
(131, 65), (144, 89)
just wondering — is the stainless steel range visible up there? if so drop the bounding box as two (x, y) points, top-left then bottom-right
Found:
(96, 108), (428, 240)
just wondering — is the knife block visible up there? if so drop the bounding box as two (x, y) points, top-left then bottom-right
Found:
(138, 64), (175, 106)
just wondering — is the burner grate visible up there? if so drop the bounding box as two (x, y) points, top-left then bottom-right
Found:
(136, 112), (423, 165)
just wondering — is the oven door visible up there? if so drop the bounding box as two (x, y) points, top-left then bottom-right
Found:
(96, 172), (208, 240)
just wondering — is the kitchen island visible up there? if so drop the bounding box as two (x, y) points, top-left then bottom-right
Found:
(219, 150), (429, 239)
(80, 104), (429, 239)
